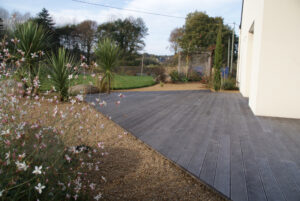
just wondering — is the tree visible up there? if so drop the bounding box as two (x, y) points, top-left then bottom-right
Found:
(169, 27), (183, 54)
(76, 20), (97, 64)
(95, 38), (120, 94)
(34, 8), (54, 31)
(34, 8), (59, 50)
(0, 7), (9, 36)
(97, 17), (148, 65)
(178, 11), (236, 64)
(55, 24), (81, 57)
(213, 25), (223, 91)
(0, 8), (31, 32)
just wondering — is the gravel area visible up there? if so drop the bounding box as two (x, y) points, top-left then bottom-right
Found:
(114, 82), (208, 92)
(27, 100), (226, 201)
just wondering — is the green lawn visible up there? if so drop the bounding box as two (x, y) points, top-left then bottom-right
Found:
(40, 74), (156, 91)
(112, 75), (156, 89)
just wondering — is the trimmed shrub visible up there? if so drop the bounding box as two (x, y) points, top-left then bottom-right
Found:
(222, 78), (238, 90)
(213, 25), (223, 91)
(170, 70), (188, 83)
(151, 67), (166, 82)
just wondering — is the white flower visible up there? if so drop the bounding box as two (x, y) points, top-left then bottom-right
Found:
(47, 75), (51, 79)
(32, 166), (42, 175)
(89, 183), (96, 190)
(5, 152), (10, 160)
(18, 153), (26, 159)
(70, 99), (76, 105)
(65, 63), (72, 68)
(68, 74), (73, 80)
(35, 183), (45, 194)
(30, 52), (38, 58)
(0, 190), (4, 197)
(1, 129), (9, 135)
(94, 193), (102, 201)
(15, 161), (29, 171)
(99, 101), (107, 107)
(65, 154), (71, 163)
(76, 94), (84, 102)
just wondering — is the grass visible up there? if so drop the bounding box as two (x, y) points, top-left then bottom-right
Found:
(112, 75), (156, 90)
(40, 74), (156, 91)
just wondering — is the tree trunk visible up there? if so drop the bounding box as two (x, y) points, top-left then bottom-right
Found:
(108, 76), (111, 94)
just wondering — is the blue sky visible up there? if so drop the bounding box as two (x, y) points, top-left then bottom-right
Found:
(0, 0), (243, 55)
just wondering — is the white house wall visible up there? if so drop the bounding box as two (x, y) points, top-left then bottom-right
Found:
(238, 0), (300, 118)
(254, 0), (300, 118)
(238, 0), (264, 100)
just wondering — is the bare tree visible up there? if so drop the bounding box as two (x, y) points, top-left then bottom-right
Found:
(0, 7), (9, 20)
(76, 20), (97, 64)
(169, 27), (183, 54)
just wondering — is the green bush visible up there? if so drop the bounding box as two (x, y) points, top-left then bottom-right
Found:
(170, 70), (187, 83)
(213, 25), (223, 91)
(152, 67), (166, 82)
(222, 78), (238, 90)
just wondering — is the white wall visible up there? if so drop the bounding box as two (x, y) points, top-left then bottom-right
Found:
(238, 0), (300, 118)
(254, 0), (300, 118)
(238, 0), (264, 100)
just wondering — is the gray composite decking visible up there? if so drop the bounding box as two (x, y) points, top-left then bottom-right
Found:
(86, 90), (300, 201)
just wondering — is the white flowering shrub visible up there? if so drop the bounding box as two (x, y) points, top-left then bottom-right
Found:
(0, 36), (105, 200)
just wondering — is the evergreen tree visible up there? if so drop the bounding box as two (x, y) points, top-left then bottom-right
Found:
(35, 8), (54, 30)
(34, 8), (59, 50)
(213, 25), (223, 91)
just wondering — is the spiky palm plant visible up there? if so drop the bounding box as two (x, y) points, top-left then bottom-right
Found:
(95, 38), (120, 94)
(48, 48), (75, 101)
(14, 21), (50, 91)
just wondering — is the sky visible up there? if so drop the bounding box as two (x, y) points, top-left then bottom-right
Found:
(0, 0), (243, 55)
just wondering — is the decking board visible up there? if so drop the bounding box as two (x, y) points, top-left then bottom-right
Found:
(86, 91), (300, 201)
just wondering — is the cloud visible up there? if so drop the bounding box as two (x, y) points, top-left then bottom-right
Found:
(50, 0), (241, 55)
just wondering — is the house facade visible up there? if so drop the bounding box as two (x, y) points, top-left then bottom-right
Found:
(237, 0), (300, 118)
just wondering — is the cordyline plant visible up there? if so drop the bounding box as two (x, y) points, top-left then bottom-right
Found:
(47, 48), (77, 101)
(13, 21), (49, 94)
(95, 38), (120, 94)
(0, 36), (112, 200)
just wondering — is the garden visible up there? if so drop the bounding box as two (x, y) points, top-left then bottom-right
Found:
(0, 16), (224, 201)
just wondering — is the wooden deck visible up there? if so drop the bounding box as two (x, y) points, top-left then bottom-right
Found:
(86, 91), (300, 201)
